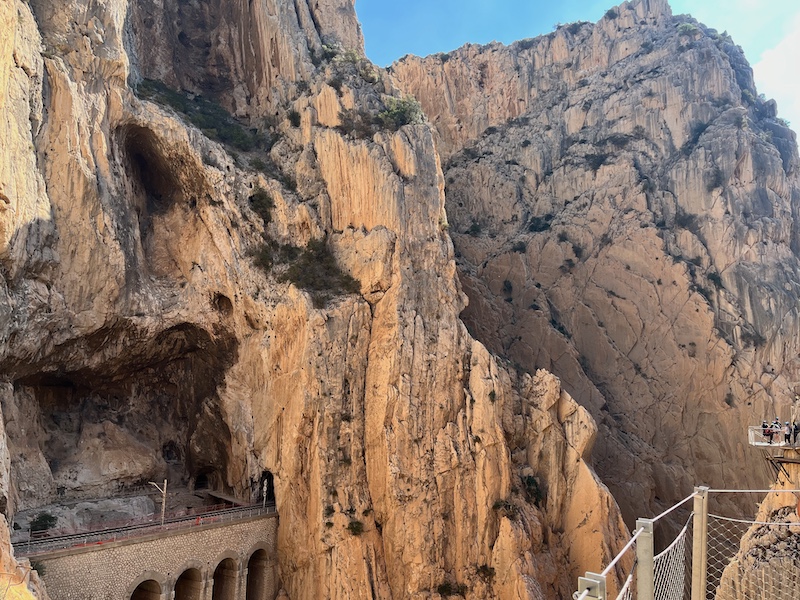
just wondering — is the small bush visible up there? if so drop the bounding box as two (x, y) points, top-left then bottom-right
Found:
(347, 520), (364, 536)
(279, 238), (361, 308)
(502, 280), (513, 294)
(677, 23), (699, 36)
(682, 122), (709, 155)
(706, 167), (725, 191)
(477, 564), (495, 581)
(288, 109), (301, 127)
(606, 133), (631, 149)
(251, 240), (301, 273)
(321, 44), (339, 61)
(641, 40), (654, 54)
(324, 505), (335, 517)
(467, 221), (481, 236)
(741, 329), (766, 348)
(511, 241), (527, 253)
(377, 96), (423, 131)
(566, 22), (584, 35)
(327, 75), (344, 94)
(30, 512), (57, 533)
(492, 499), (519, 519)
(605, 8), (618, 19)
(338, 108), (377, 139)
(250, 157), (269, 174)
(674, 210), (698, 231)
(30, 561), (46, 576)
(249, 187), (274, 224)
(522, 475), (543, 507)
(488, 390), (497, 403)
(557, 231), (569, 243)
(586, 153), (609, 173)
(136, 79), (259, 151)
(708, 272), (723, 289)
(436, 582), (468, 597)
(529, 215), (553, 232)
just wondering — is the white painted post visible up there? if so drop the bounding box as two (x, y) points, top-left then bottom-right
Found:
(636, 519), (655, 600)
(691, 486), (709, 600)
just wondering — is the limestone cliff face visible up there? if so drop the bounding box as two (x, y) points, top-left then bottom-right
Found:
(391, 0), (800, 525)
(0, 1), (628, 599)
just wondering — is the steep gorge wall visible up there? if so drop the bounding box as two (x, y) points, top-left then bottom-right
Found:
(391, 0), (800, 524)
(0, 0), (629, 599)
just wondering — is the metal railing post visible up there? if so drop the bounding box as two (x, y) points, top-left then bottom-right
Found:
(691, 486), (709, 600)
(636, 519), (655, 600)
(576, 572), (606, 599)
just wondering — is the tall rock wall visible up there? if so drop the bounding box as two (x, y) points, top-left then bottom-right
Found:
(391, 0), (800, 525)
(0, 0), (628, 599)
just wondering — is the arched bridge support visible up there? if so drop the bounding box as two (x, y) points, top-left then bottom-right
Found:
(23, 512), (279, 600)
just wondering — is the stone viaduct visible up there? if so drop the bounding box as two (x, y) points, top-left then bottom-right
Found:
(24, 510), (279, 600)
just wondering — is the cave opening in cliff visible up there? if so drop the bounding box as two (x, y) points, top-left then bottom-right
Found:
(5, 321), (238, 515)
(120, 124), (182, 215)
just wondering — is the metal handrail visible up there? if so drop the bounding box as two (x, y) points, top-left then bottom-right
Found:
(16, 503), (276, 557)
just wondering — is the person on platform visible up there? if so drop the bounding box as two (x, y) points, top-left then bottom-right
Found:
(785, 422), (792, 445)
(794, 421), (799, 446)
(763, 420), (773, 444)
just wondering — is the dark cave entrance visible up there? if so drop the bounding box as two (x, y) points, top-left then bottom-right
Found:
(115, 123), (199, 278)
(258, 471), (275, 504)
(120, 124), (183, 216)
(5, 323), (238, 515)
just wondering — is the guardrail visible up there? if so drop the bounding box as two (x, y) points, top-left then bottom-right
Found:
(747, 425), (799, 447)
(574, 488), (800, 600)
(15, 503), (277, 557)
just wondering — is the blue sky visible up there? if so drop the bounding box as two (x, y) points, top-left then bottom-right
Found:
(357, 0), (800, 131)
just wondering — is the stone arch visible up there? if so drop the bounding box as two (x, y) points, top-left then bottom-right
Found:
(245, 548), (273, 600)
(211, 556), (239, 600)
(128, 572), (167, 600)
(174, 567), (204, 600)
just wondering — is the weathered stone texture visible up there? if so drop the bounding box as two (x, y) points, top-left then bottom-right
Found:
(32, 515), (278, 600)
(0, 0), (629, 599)
(391, 0), (800, 527)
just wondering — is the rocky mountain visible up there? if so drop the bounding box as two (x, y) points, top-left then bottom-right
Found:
(0, 0), (631, 599)
(391, 0), (800, 525)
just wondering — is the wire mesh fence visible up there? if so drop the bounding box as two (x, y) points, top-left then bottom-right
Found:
(574, 488), (800, 600)
(707, 511), (800, 600)
(654, 516), (692, 600)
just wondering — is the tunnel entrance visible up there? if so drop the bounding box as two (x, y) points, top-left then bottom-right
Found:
(246, 550), (269, 600)
(174, 568), (203, 600)
(259, 471), (274, 504)
(131, 579), (161, 600)
(211, 558), (237, 600)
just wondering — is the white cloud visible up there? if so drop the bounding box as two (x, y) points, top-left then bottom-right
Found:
(753, 13), (800, 133)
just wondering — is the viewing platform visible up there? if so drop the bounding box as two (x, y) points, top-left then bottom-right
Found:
(747, 425), (799, 448)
